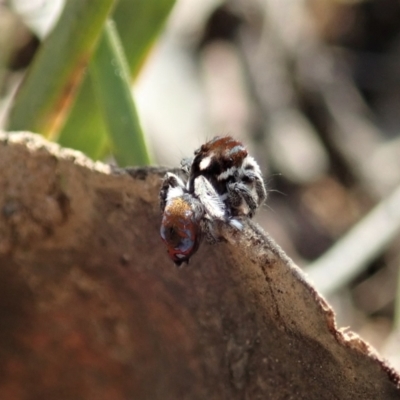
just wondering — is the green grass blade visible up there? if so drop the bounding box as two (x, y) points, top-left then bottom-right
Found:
(57, 74), (109, 159)
(90, 20), (150, 167)
(7, 0), (115, 137)
(57, 0), (176, 162)
(113, 0), (177, 78)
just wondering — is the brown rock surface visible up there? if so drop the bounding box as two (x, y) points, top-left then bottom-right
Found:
(0, 132), (399, 400)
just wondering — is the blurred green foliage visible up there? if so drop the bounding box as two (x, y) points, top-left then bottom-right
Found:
(8, 0), (176, 166)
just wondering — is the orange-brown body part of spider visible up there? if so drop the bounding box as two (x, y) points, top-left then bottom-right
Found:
(160, 197), (202, 265)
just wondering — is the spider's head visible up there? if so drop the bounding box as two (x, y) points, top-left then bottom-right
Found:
(160, 196), (202, 266)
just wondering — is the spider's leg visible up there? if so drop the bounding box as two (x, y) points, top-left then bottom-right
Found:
(193, 175), (226, 221)
(160, 172), (186, 212)
(242, 170), (267, 205)
(180, 157), (193, 176)
(201, 219), (219, 244)
(242, 156), (267, 206)
(227, 181), (258, 217)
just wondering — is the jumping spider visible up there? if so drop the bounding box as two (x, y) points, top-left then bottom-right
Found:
(160, 136), (267, 266)
(185, 136), (267, 218)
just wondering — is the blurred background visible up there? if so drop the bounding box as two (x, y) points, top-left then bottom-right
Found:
(1, 0), (400, 370)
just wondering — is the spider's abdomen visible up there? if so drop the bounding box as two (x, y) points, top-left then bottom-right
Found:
(160, 196), (202, 266)
(189, 136), (248, 194)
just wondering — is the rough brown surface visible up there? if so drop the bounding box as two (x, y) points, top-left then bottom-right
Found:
(0, 132), (399, 400)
